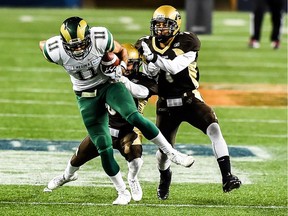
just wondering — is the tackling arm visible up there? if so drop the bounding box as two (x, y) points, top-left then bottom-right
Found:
(153, 51), (197, 75)
(120, 76), (149, 99)
(141, 41), (197, 75)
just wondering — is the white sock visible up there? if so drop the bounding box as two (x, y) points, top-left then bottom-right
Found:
(108, 171), (126, 193)
(149, 132), (175, 155)
(64, 160), (79, 179)
(127, 158), (143, 180)
(156, 149), (171, 171)
(206, 123), (229, 158)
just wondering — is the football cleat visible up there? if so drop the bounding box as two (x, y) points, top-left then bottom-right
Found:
(223, 174), (241, 193)
(44, 173), (78, 191)
(168, 151), (195, 168)
(112, 189), (131, 205)
(248, 39), (260, 49)
(271, 40), (280, 49)
(128, 177), (143, 201)
(157, 168), (172, 200)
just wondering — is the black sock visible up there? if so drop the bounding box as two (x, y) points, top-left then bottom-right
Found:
(217, 156), (231, 182)
(159, 167), (171, 176)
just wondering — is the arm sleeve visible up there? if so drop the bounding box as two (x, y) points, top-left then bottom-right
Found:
(153, 51), (197, 75)
(120, 76), (149, 99)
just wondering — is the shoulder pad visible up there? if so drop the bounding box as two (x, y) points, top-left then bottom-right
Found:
(90, 27), (114, 52)
(42, 36), (62, 64)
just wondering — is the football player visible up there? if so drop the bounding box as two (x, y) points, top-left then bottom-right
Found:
(136, 5), (241, 200)
(39, 16), (195, 204)
(43, 44), (157, 202)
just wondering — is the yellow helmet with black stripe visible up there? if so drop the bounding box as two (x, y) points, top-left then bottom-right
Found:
(60, 16), (92, 60)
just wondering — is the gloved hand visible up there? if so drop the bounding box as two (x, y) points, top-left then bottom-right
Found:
(102, 65), (122, 82)
(141, 41), (157, 63)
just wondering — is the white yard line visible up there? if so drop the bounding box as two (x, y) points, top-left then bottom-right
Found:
(0, 113), (285, 123)
(0, 201), (286, 209)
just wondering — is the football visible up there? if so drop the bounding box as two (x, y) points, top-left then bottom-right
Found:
(100, 52), (120, 73)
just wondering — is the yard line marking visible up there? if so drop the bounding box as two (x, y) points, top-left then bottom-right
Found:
(0, 125), (284, 139)
(0, 127), (84, 133)
(0, 88), (71, 93)
(0, 113), (285, 123)
(0, 66), (61, 73)
(1, 64), (286, 73)
(221, 119), (286, 123)
(223, 19), (246, 26)
(0, 99), (285, 109)
(0, 113), (79, 118)
(0, 99), (75, 106)
(179, 131), (287, 138)
(0, 201), (286, 209)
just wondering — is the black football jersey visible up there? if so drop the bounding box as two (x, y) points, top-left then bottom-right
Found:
(139, 32), (201, 98)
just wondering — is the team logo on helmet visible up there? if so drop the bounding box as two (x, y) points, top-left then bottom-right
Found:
(60, 16), (92, 60)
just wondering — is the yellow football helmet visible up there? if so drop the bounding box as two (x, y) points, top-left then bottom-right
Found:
(121, 43), (141, 75)
(60, 16), (92, 60)
(150, 5), (182, 42)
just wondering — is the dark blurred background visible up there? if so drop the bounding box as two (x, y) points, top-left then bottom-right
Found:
(0, 0), (263, 11)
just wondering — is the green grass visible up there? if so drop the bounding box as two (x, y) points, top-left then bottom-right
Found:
(0, 8), (287, 216)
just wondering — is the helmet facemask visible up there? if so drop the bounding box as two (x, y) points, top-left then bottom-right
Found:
(124, 58), (141, 76)
(62, 35), (92, 60)
(150, 18), (179, 43)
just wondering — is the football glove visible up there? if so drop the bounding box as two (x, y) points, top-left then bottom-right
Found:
(102, 65), (123, 82)
(141, 41), (157, 63)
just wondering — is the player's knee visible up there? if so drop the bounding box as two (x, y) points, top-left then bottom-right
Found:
(91, 134), (112, 153)
(207, 122), (221, 137)
(129, 145), (143, 159)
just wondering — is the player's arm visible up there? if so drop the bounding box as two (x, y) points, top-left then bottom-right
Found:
(120, 76), (149, 99)
(152, 52), (196, 75)
(38, 36), (61, 64)
(112, 40), (128, 67)
(142, 41), (196, 75)
(141, 33), (200, 75)
(39, 40), (46, 51)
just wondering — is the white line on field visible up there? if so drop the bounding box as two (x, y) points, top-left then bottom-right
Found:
(0, 113), (79, 118)
(0, 201), (286, 209)
(0, 99), (285, 109)
(0, 66), (61, 73)
(0, 65), (286, 74)
(0, 113), (285, 123)
(0, 99), (75, 105)
(0, 88), (71, 94)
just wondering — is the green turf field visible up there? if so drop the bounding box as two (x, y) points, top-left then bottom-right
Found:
(0, 7), (287, 216)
